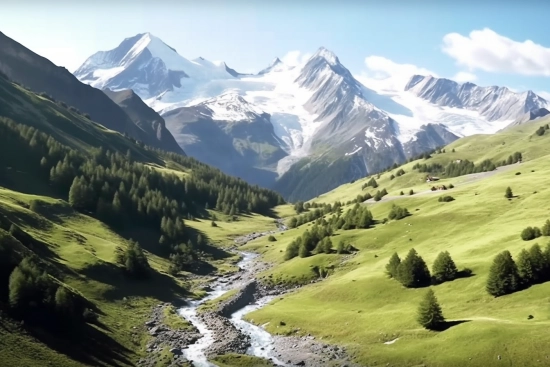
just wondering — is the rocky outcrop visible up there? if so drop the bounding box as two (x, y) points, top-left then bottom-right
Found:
(217, 281), (257, 317)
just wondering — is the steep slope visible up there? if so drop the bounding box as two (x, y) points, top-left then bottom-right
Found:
(0, 31), (182, 154)
(163, 92), (287, 187)
(405, 75), (548, 123)
(103, 88), (184, 154)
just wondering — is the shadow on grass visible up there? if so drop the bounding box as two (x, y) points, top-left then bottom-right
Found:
(26, 318), (134, 367)
(432, 320), (471, 331)
(80, 261), (189, 302)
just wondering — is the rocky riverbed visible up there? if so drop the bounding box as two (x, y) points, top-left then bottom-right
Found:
(142, 218), (360, 367)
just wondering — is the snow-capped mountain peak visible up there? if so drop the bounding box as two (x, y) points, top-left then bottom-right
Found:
(404, 74), (548, 122)
(313, 47), (340, 66)
(199, 91), (267, 121)
(75, 32), (236, 100)
(257, 57), (290, 75)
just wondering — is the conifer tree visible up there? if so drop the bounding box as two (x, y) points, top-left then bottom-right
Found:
(541, 220), (550, 236)
(385, 252), (401, 279)
(486, 250), (521, 297)
(432, 251), (458, 283)
(528, 243), (548, 282)
(284, 241), (300, 260)
(397, 248), (431, 287)
(505, 187), (513, 199)
(516, 249), (534, 285)
(298, 242), (310, 258)
(417, 288), (445, 330)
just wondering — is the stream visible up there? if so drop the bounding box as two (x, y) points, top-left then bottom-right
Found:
(178, 252), (286, 367)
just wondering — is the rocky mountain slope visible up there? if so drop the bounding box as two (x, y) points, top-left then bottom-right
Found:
(74, 32), (548, 200)
(103, 88), (184, 154)
(0, 31), (183, 154)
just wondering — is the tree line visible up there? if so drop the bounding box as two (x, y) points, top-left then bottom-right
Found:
(0, 117), (284, 274)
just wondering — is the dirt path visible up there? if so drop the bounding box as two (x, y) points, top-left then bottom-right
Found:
(364, 163), (520, 205)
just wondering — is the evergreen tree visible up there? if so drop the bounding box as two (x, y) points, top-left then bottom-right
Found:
(528, 243), (548, 282)
(486, 250), (521, 297)
(123, 241), (151, 278)
(417, 288), (445, 330)
(385, 252), (401, 279)
(284, 241), (300, 260)
(409, 189), (414, 196)
(516, 249), (535, 285)
(505, 187), (513, 199)
(541, 220), (550, 236)
(432, 251), (458, 283)
(298, 242), (310, 258)
(336, 240), (346, 254)
(55, 286), (76, 321)
(397, 248), (431, 288)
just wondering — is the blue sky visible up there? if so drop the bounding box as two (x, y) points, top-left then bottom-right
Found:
(2, 0), (550, 96)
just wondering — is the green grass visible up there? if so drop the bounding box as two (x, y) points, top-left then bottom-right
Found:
(186, 213), (279, 248)
(197, 289), (238, 313)
(210, 353), (274, 367)
(243, 150), (550, 366)
(0, 187), (194, 366)
(163, 305), (193, 330)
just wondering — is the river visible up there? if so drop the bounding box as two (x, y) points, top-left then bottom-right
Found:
(178, 252), (286, 367)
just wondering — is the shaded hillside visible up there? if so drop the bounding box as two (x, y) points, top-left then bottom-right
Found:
(0, 31), (181, 154)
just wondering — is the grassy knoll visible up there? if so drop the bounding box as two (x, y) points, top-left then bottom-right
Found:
(197, 289), (238, 313)
(210, 353), (274, 367)
(244, 148), (550, 366)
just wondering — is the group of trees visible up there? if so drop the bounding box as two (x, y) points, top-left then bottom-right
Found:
(389, 168), (406, 181)
(288, 202), (343, 228)
(0, 229), (92, 329)
(411, 152), (522, 178)
(388, 204), (410, 220)
(535, 124), (549, 136)
(362, 177), (379, 190)
(0, 118), (284, 274)
(373, 188), (389, 202)
(486, 243), (550, 297)
(284, 224), (334, 260)
(520, 220), (550, 241)
(386, 250), (461, 288)
(438, 195), (455, 202)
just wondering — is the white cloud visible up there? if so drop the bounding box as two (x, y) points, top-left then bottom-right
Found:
(442, 28), (550, 76)
(537, 90), (550, 101)
(280, 51), (312, 67)
(357, 55), (437, 92)
(453, 71), (477, 83)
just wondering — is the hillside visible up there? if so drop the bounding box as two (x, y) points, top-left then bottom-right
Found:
(237, 117), (550, 367)
(0, 31), (183, 154)
(0, 73), (285, 367)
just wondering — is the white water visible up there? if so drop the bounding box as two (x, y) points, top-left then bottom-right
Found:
(230, 296), (287, 366)
(178, 252), (286, 366)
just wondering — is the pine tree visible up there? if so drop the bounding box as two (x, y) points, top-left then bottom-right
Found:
(385, 252), (401, 279)
(529, 243), (548, 282)
(486, 250), (521, 297)
(505, 187), (513, 199)
(298, 242), (310, 258)
(55, 286), (75, 319)
(336, 240), (346, 254)
(516, 249), (534, 285)
(409, 189), (414, 196)
(284, 241), (300, 260)
(541, 220), (550, 236)
(432, 251), (458, 283)
(397, 248), (431, 287)
(417, 288), (445, 330)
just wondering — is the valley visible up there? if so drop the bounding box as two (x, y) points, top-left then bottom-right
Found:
(1, 18), (550, 367)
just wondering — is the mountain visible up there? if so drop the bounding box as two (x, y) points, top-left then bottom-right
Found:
(77, 33), (549, 201)
(405, 75), (549, 122)
(103, 88), (184, 154)
(0, 31), (183, 154)
(74, 32), (237, 106)
(162, 92), (287, 187)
